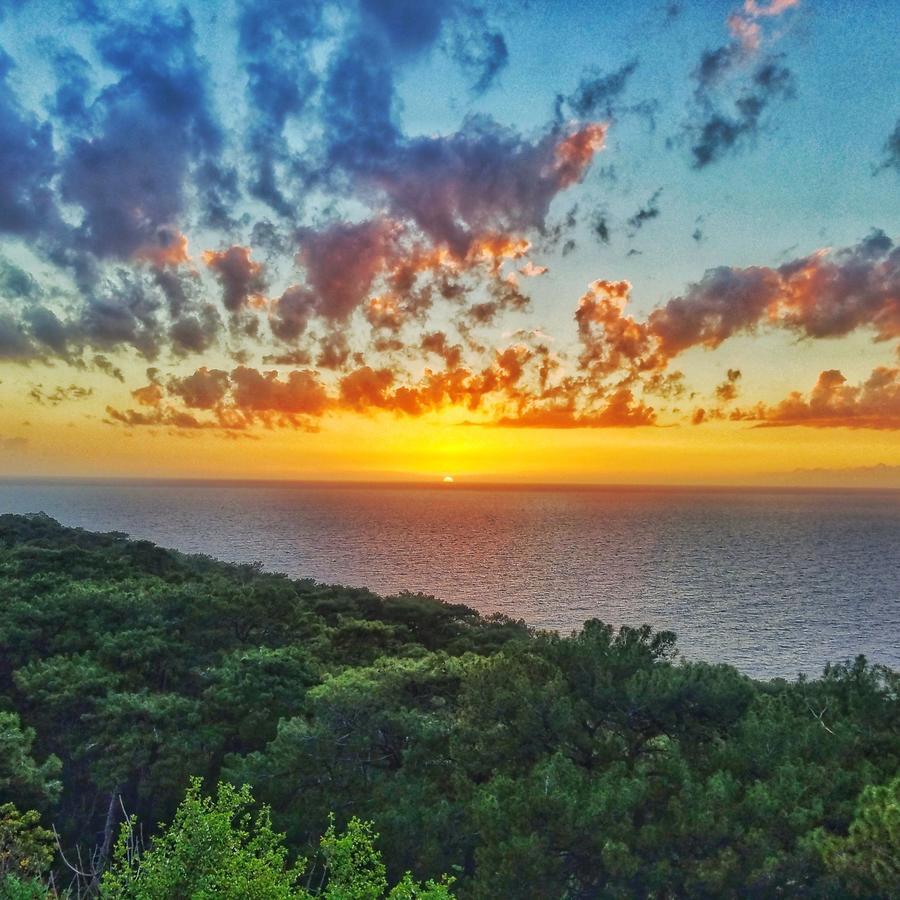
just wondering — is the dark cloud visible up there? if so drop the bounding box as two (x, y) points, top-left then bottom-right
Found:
(688, 57), (795, 168)
(75, 274), (165, 359)
(627, 188), (662, 235)
(297, 220), (398, 321)
(680, 0), (799, 168)
(167, 367), (229, 409)
(230, 365), (330, 419)
(449, 11), (508, 94)
(316, 332), (352, 370)
(647, 231), (899, 357)
(91, 354), (124, 382)
(270, 286), (316, 343)
(0, 313), (36, 360)
(203, 246), (266, 314)
(0, 258), (40, 299)
(563, 59), (639, 119)
(58, 7), (223, 261)
(875, 118), (900, 175)
(0, 51), (60, 239)
(236, 0), (322, 214)
(46, 46), (92, 128)
(591, 211), (611, 245)
(169, 305), (221, 356)
(24, 306), (71, 358)
(692, 215), (705, 243)
(570, 233), (899, 397)
(309, 0), (605, 258)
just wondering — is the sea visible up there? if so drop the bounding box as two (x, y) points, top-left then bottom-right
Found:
(1, 480), (898, 680)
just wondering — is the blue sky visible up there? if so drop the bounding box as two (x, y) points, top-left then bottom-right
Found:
(0, 0), (897, 481)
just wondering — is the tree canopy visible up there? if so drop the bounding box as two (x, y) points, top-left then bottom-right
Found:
(0, 513), (897, 898)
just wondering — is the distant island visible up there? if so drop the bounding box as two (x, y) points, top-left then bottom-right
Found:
(1, 513), (897, 898)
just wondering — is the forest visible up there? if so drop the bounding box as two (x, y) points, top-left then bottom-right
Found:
(0, 512), (898, 898)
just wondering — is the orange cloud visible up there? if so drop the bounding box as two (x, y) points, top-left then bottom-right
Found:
(136, 229), (190, 268)
(735, 367), (900, 429)
(553, 123), (608, 188)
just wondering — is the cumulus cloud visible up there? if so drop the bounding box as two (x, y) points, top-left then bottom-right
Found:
(735, 367), (900, 429)
(59, 9), (225, 262)
(647, 231), (899, 356)
(203, 246), (267, 314)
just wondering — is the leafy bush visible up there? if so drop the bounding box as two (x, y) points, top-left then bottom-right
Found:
(101, 779), (453, 899)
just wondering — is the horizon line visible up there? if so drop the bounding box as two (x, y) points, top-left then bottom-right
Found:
(1, 475), (898, 495)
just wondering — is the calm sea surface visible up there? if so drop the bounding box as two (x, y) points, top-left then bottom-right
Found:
(1, 481), (898, 680)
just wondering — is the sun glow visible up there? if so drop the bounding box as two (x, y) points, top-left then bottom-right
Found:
(442, 475), (455, 483)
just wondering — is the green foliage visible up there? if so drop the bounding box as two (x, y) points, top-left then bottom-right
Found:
(0, 714), (61, 812)
(0, 513), (898, 897)
(101, 778), (304, 899)
(317, 817), (453, 899)
(0, 874), (49, 899)
(101, 780), (453, 900)
(0, 804), (54, 881)
(818, 774), (900, 896)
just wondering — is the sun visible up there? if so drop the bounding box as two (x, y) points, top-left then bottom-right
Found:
(442, 475), (455, 484)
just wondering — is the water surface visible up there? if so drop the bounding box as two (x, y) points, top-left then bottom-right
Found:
(2, 480), (897, 679)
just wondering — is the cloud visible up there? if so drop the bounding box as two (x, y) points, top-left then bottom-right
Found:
(166, 367), (229, 409)
(563, 59), (639, 119)
(59, 7), (225, 263)
(296, 220), (400, 322)
(28, 383), (93, 405)
(735, 367), (900, 429)
(0, 0), (611, 397)
(494, 388), (656, 429)
(109, 365), (331, 431)
(4, 0), (894, 443)
(715, 368), (742, 401)
(235, 0), (321, 215)
(876, 118), (900, 175)
(627, 188), (662, 235)
(0, 50), (60, 240)
(269, 286), (317, 343)
(683, 0), (798, 168)
(647, 231), (899, 356)
(230, 366), (330, 419)
(0, 310), (37, 360)
(575, 279), (657, 376)
(688, 57), (795, 168)
(203, 246), (267, 314)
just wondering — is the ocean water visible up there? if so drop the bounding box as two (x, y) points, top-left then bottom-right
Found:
(1, 480), (898, 680)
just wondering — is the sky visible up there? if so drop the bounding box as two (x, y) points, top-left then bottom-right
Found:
(0, 0), (897, 485)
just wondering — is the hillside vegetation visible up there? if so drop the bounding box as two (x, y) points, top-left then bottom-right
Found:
(0, 513), (897, 898)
